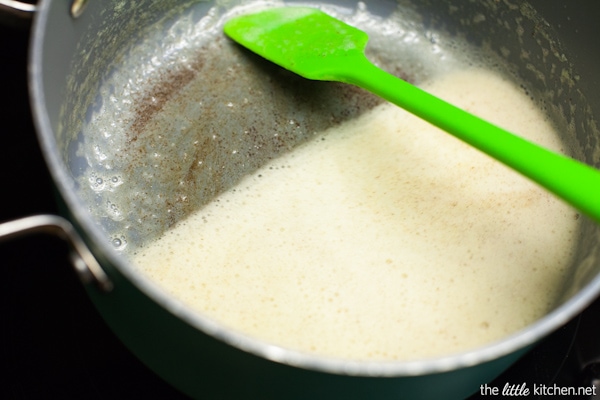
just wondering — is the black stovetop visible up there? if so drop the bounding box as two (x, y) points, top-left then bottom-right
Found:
(1, 14), (598, 400)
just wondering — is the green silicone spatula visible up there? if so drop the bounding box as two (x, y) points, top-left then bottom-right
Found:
(224, 7), (600, 224)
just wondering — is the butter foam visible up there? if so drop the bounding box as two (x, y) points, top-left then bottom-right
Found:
(132, 68), (578, 361)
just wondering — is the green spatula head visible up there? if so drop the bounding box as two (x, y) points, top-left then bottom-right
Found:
(224, 7), (368, 82)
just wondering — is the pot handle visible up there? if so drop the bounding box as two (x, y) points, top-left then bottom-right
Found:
(0, 215), (113, 292)
(0, 0), (88, 26)
(0, 0), (35, 27)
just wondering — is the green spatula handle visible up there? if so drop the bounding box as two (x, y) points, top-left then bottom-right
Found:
(338, 54), (600, 223)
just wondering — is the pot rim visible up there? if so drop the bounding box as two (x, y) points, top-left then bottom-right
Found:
(28, 0), (600, 378)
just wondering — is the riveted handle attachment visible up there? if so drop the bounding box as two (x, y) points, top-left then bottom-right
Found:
(0, 215), (113, 292)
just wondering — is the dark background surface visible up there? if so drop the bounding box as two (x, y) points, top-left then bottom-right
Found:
(1, 2), (599, 399)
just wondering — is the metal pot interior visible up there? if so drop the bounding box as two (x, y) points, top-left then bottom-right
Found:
(36, 0), (600, 374)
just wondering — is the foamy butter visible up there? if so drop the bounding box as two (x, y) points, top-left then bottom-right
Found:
(132, 68), (578, 361)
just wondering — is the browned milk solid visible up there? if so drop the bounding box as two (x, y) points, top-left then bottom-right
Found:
(132, 69), (578, 361)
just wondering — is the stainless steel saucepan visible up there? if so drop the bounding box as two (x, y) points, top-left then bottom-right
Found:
(1, 0), (599, 398)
